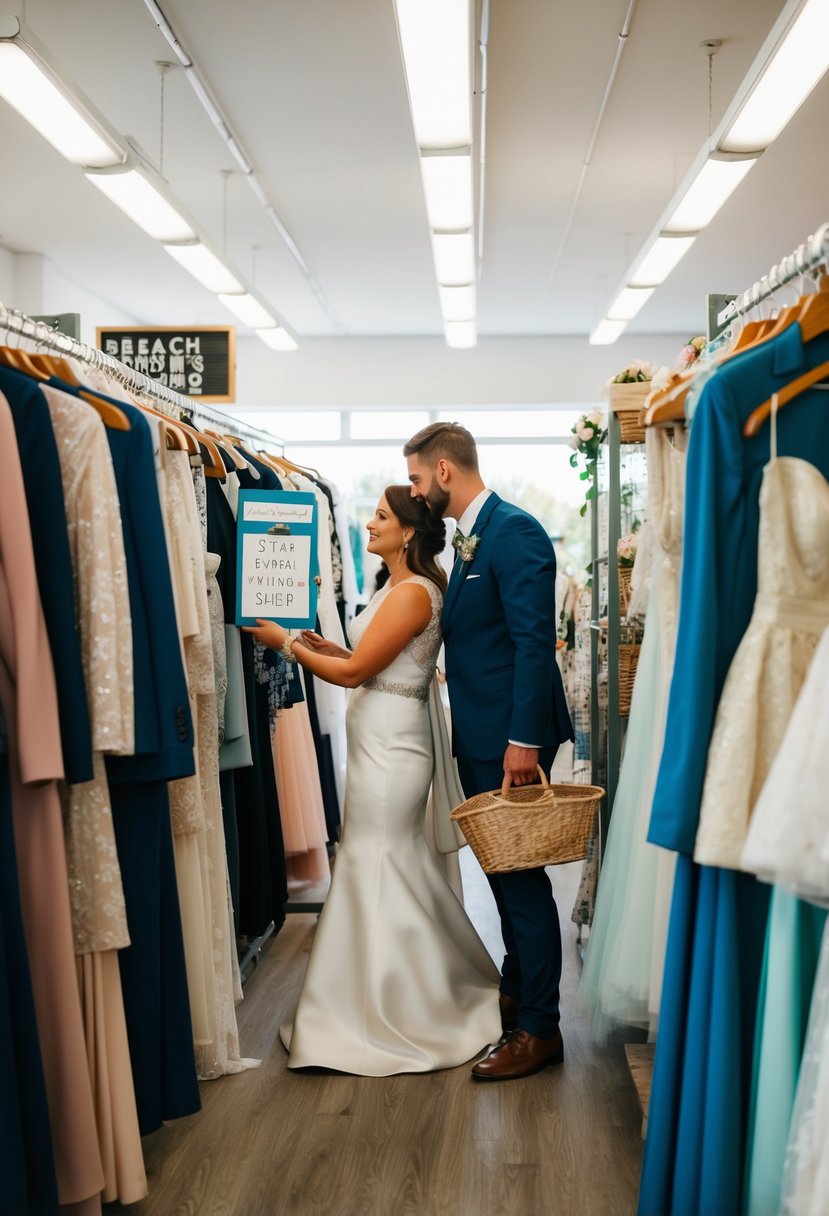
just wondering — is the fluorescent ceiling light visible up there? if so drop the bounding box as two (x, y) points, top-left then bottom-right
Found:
(439, 284), (475, 321)
(420, 153), (473, 231)
(445, 320), (477, 349)
(394, 0), (472, 148)
(721, 0), (829, 152)
(0, 40), (122, 166)
(432, 232), (476, 286)
(629, 235), (697, 287)
(589, 319), (627, 346)
(164, 242), (243, 293)
(607, 286), (655, 321)
(665, 156), (757, 233)
(257, 327), (298, 352)
(86, 168), (195, 240)
(218, 293), (277, 329)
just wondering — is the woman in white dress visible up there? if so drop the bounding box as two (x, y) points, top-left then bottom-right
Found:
(245, 486), (500, 1075)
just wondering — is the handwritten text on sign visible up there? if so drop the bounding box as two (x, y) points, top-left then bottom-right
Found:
(242, 500), (315, 525)
(241, 534), (311, 620)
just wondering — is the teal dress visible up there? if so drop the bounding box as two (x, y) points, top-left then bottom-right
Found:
(640, 323), (829, 1216)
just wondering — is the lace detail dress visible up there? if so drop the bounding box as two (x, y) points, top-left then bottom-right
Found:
(282, 575), (500, 1074)
(43, 387), (134, 954)
(694, 409), (829, 869)
(164, 450), (258, 1079)
(741, 626), (829, 898)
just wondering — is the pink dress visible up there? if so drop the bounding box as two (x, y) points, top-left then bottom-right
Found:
(0, 391), (104, 1210)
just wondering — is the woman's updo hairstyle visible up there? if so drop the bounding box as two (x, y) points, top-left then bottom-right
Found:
(383, 485), (447, 593)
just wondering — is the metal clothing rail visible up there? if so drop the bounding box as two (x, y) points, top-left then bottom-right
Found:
(0, 302), (285, 453)
(717, 221), (829, 328)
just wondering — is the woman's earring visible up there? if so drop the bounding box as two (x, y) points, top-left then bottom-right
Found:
(403, 541), (409, 551)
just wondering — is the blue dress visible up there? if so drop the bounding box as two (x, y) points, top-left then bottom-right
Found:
(640, 324), (829, 1216)
(92, 396), (201, 1136)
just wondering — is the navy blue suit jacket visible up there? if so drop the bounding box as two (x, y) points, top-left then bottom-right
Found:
(443, 493), (573, 764)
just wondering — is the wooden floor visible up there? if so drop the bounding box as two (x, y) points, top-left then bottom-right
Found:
(113, 857), (643, 1216)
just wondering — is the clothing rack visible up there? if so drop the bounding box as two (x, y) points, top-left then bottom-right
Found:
(717, 221), (829, 328)
(0, 302), (285, 454)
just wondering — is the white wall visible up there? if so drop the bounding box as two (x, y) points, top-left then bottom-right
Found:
(233, 332), (690, 409)
(1, 249), (691, 411)
(0, 250), (137, 345)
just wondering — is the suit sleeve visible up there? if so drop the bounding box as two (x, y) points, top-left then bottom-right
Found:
(490, 512), (559, 747)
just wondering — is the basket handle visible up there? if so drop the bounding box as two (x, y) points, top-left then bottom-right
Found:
(487, 765), (553, 811)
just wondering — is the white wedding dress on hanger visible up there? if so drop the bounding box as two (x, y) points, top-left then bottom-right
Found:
(282, 576), (500, 1075)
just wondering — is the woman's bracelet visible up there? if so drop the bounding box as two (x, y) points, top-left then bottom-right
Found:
(280, 636), (296, 663)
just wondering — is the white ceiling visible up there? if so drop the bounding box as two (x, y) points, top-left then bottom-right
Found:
(1, 0), (826, 345)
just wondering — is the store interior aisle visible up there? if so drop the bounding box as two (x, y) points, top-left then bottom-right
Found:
(116, 859), (643, 1216)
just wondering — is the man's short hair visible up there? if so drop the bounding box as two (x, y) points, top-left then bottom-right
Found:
(403, 421), (479, 472)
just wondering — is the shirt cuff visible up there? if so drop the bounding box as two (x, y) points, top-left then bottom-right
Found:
(508, 739), (541, 749)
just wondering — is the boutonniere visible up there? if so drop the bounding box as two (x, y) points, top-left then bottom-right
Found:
(454, 533), (480, 564)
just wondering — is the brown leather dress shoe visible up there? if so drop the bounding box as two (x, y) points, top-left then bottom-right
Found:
(499, 991), (520, 1033)
(471, 1028), (564, 1081)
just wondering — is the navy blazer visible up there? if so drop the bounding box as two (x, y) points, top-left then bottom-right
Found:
(0, 368), (93, 783)
(443, 493), (573, 763)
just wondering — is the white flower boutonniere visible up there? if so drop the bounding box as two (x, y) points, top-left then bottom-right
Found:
(454, 533), (480, 564)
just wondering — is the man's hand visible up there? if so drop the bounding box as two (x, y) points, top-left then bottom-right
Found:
(501, 745), (539, 796)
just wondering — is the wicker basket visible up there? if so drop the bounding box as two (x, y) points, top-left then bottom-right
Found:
(609, 381), (649, 444)
(618, 642), (641, 716)
(618, 564), (633, 616)
(450, 767), (604, 873)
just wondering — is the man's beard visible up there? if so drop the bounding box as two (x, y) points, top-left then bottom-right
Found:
(424, 481), (450, 518)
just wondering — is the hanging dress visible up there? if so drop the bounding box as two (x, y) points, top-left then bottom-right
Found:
(43, 386), (147, 1205)
(579, 424), (683, 1037)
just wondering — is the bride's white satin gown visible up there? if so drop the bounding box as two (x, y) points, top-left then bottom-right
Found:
(281, 576), (500, 1075)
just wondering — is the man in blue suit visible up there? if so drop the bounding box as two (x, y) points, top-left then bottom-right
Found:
(404, 422), (574, 1080)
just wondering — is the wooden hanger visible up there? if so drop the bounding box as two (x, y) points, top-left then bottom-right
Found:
(743, 360), (829, 438)
(204, 428), (248, 470)
(27, 352), (80, 384)
(643, 370), (696, 427)
(742, 276), (829, 437)
(0, 343), (49, 380)
(139, 403), (226, 478)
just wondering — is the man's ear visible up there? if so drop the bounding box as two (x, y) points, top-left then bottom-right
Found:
(436, 457), (452, 484)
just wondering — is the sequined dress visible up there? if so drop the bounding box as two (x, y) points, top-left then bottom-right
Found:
(282, 575), (500, 1074)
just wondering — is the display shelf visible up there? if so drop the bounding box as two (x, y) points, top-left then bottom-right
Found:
(590, 411), (647, 851)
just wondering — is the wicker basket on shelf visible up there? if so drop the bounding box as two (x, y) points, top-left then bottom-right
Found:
(618, 642), (641, 716)
(618, 564), (633, 617)
(609, 381), (649, 443)
(450, 767), (604, 873)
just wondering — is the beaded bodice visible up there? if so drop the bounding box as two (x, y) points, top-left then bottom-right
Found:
(349, 575), (443, 699)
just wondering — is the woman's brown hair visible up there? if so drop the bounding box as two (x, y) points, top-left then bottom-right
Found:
(383, 485), (447, 593)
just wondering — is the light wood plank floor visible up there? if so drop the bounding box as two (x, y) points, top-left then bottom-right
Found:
(113, 857), (643, 1216)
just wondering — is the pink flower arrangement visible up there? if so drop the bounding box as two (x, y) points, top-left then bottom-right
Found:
(675, 335), (706, 370)
(617, 531), (639, 567)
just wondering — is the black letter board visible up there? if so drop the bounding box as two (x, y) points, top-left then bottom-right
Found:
(96, 325), (236, 402)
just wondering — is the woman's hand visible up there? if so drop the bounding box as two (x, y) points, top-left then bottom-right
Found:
(243, 618), (289, 651)
(300, 631), (352, 660)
